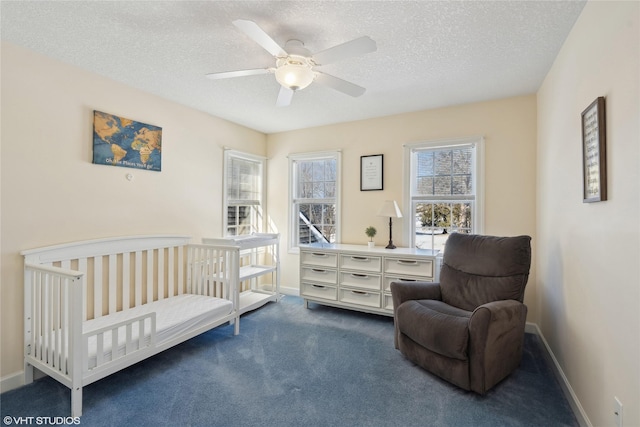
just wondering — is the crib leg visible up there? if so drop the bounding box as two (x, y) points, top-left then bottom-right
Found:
(24, 362), (34, 385)
(234, 316), (240, 335)
(71, 386), (83, 418)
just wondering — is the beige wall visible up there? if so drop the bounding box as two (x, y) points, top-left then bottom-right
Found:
(0, 42), (267, 380)
(537, 2), (639, 426)
(266, 95), (538, 307)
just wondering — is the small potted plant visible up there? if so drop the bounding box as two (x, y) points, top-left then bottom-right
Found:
(365, 226), (377, 248)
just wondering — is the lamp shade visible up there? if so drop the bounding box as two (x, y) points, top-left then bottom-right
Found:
(377, 200), (403, 218)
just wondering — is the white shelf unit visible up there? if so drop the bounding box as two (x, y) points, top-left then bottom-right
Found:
(203, 233), (280, 315)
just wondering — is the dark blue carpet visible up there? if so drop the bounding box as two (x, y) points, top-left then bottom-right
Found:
(1, 296), (577, 426)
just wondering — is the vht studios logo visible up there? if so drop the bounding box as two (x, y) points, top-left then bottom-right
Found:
(3, 416), (81, 425)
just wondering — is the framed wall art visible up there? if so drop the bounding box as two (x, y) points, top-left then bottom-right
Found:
(360, 154), (383, 191)
(93, 110), (162, 172)
(581, 97), (606, 202)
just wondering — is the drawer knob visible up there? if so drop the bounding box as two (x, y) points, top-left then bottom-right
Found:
(397, 260), (418, 265)
(312, 253), (327, 257)
(312, 284), (326, 289)
(351, 273), (368, 279)
(351, 256), (369, 262)
(311, 269), (327, 273)
(351, 290), (369, 296)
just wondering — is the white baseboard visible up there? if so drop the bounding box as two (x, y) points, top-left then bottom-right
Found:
(279, 285), (300, 297)
(526, 322), (591, 427)
(1, 371), (24, 394)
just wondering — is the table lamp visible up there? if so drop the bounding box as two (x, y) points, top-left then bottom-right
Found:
(378, 200), (403, 249)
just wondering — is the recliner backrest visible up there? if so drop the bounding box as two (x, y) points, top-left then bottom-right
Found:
(439, 233), (532, 311)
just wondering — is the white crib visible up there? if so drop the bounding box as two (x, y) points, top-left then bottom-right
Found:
(22, 235), (241, 417)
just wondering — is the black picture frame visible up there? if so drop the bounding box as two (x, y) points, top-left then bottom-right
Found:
(581, 97), (607, 203)
(360, 154), (383, 191)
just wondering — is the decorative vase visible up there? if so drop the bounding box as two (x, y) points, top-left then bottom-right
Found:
(368, 242), (375, 249)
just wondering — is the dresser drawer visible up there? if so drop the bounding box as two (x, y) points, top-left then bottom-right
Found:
(300, 266), (338, 285)
(300, 250), (338, 268)
(384, 257), (433, 278)
(301, 283), (338, 301)
(339, 271), (381, 291)
(339, 254), (382, 273)
(383, 275), (432, 292)
(339, 288), (381, 308)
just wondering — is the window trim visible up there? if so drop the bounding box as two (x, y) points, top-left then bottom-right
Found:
(288, 150), (342, 253)
(223, 149), (266, 237)
(402, 136), (484, 248)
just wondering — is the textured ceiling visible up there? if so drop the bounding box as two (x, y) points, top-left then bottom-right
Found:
(1, 1), (585, 134)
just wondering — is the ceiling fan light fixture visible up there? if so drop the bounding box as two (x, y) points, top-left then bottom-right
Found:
(275, 60), (315, 91)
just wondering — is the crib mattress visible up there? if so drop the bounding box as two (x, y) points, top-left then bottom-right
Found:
(82, 294), (233, 369)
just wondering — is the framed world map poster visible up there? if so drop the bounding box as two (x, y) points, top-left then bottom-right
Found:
(93, 110), (162, 171)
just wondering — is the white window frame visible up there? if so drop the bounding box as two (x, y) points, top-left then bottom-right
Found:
(403, 136), (484, 250)
(288, 150), (342, 253)
(223, 149), (266, 237)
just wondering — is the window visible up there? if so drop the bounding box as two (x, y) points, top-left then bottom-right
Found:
(404, 137), (483, 252)
(289, 151), (341, 251)
(223, 150), (265, 236)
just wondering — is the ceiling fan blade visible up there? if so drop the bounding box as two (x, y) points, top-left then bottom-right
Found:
(276, 86), (294, 107)
(233, 19), (287, 57)
(315, 72), (366, 97)
(312, 36), (377, 65)
(206, 68), (270, 79)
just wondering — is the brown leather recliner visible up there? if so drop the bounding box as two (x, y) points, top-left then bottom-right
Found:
(391, 233), (532, 394)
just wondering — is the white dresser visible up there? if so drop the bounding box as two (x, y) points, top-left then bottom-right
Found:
(299, 243), (440, 316)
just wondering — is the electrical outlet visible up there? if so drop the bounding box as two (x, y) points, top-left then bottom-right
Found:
(614, 396), (623, 427)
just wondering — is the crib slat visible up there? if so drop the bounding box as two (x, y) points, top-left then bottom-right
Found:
(168, 246), (175, 297)
(112, 328), (119, 362)
(78, 258), (87, 321)
(44, 275), (51, 364)
(138, 319), (145, 349)
(34, 271), (42, 360)
(208, 248), (215, 296)
(126, 322), (133, 354)
(158, 248), (164, 300)
(61, 278), (69, 375)
(123, 252), (131, 310)
(211, 248), (218, 297)
(94, 256), (103, 318)
(96, 332), (104, 366)
(177, 246), (184, 295)
(211, 247), (218, 296)
(190, 246), (197, 294)
(146, 250), (153, 304)
(108, 254), (116, 314)
(134, 251), (142, 307)
(197, 246), (203, 295)
(52, 275), (60, 369)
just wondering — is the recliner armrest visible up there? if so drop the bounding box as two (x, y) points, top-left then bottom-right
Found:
(390, 281), (442, 349)
(468, 300), (528, 394)
(390, 281), (442, 308)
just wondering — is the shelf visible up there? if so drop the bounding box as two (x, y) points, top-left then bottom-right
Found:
(239, 264), (277, 282)
(239, 290), (278, 314)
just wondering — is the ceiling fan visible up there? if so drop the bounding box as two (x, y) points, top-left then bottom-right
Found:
(206, 20), (377, 107)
